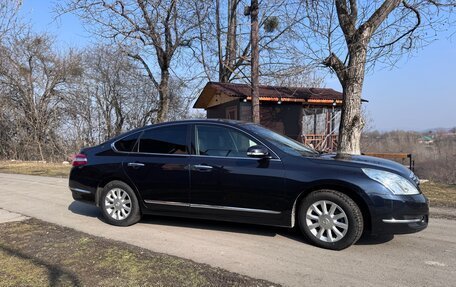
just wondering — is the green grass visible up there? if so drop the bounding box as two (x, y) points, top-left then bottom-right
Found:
(0, 219), (277, 287)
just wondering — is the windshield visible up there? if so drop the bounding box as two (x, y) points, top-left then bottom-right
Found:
(244, 124), (319, 157)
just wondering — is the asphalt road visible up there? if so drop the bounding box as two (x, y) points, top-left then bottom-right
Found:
(0, 173), (454, 287)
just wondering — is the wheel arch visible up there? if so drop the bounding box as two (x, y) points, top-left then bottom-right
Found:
(291, 181), (372, 233)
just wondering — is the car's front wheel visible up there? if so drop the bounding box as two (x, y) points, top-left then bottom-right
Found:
(100, 181), (141, 226)
(298, 190), (363, 250)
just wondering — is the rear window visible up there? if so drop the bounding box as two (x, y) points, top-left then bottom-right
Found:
(114, 132), (140, 152)
(139, 125), (188, 154)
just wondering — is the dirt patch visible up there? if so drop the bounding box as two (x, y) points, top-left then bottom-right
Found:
(421, 182), (456, 208)
(0, 218), (278, 287)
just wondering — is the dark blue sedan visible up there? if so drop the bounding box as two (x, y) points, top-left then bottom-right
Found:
(69, 119), (428, 250)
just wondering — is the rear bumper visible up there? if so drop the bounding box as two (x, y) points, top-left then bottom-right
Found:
(69, 166), (99, 204)
(70, 186), (96, 204)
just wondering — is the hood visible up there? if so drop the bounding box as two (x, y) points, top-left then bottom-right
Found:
(313, 153), (415, 181)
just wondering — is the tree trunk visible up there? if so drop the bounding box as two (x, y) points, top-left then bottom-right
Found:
(337, 50), (367, 156)
(34, 130), (45, 162)
(156, 69), (170, 123)
(219, 0), (238, 83)
(250, 0), (260, 124)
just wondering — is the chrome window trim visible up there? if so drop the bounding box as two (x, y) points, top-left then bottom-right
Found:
(190, 154), (281, 161)
(382, 218), (423, 223)
(111, 122), (282, 161)
(193, 122), (281, 160)
(111, 130), (144, 154)
(70, 187), (92, 194)
(112, 123), (190, 155)
(144, 200), (281, 215)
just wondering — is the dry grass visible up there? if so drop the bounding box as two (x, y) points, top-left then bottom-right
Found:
(420, 182), (456, 208)
(0, 219), (277, 287)
(0, 161), (71, 178)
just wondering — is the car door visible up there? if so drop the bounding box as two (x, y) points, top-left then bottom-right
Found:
(123, 124), (190, 207)
(189, 123), (285, 216)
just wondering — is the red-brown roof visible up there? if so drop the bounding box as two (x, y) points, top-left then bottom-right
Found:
(194, 82), (344, 109)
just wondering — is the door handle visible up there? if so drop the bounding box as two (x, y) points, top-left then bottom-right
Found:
(193, 164), (213, 171)
(127, 162), (145, 168)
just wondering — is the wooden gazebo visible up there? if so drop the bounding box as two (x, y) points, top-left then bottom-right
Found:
(193, 82), (345, 150)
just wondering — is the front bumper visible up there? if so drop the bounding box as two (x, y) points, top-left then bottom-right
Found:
(379, 215), (428, 234)
(368, 191), (429, 235)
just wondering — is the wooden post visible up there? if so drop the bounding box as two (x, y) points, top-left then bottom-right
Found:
(313, 109), (317, 135)
(250, 0), (260, 124)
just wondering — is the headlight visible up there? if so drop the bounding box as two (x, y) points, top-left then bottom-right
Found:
(362, 168), (419, 195)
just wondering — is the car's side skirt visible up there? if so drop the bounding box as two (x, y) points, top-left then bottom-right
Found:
(144, 200), (282, 215)
(142, 199), (292, 227)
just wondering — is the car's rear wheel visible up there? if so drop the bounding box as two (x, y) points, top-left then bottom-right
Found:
(298, 190), (363, 250)
(100, 181), (141, 226)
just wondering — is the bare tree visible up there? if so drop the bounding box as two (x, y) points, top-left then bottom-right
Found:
(0, 33), (82, 161)
(62, 44), (190, 150)
(63, 45), (159, 146)
(62, 0), (209, 123)
(0, 0), (21, 41)
(299, 0), (455, 155)
(193, 0), (311, 84)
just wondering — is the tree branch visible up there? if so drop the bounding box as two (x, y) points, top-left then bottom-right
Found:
(323, 52), (347, 84)
(360, 0), (402, 37)
(371, 0), (421, 49)
(127, 53), (159, 89)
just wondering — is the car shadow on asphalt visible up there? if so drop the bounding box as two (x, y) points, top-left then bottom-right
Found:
(141, 214), (284, 237)
(68, 200), (296, 238)
(355, 233), (395, 245)
(68, 201), (394, 246)
(68, 201), (102, 218)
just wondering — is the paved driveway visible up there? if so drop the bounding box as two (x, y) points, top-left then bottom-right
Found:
(0, 173), (454, 287)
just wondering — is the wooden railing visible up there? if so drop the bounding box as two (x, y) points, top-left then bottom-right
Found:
(362, 152), (414, 170)
(301, 136), (414, 170)
(302, 134), (338, 151)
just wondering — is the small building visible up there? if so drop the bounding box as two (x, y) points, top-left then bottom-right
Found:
(193, 82), (345, 150)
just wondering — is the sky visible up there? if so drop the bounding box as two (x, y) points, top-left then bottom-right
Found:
(20, 0), (456, 131)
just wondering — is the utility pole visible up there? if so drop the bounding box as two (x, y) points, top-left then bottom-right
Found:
(250, 0), (260, 123)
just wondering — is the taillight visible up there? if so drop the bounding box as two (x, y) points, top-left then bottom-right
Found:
(72, 153), (88, 167)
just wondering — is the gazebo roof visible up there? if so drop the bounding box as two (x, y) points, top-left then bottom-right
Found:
(194, 82), (345, 109)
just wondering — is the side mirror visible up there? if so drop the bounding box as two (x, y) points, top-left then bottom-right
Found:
(247, 145), (270, 158)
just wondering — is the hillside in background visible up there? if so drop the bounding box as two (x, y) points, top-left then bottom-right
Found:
(361, 129), (456, 184)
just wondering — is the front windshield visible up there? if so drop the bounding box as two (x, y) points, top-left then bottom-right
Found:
(244, 124), (319, 157)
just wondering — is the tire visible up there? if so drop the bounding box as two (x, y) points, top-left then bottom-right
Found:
(100, 180), (141, 226)
(298, 190), (363, 250)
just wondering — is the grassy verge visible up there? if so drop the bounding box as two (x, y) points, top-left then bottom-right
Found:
(0, 161), (70, 178)
(420, 182), (456, 208)
(0, 218), (277, 287)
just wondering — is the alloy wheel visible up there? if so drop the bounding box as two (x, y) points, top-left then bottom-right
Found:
(305, 200), (349, 243)
(104, 188), (132, 220)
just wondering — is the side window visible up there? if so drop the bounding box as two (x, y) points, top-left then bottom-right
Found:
(114, 132), (140, 152)
(139, 125), (188, 154)
(195, 125), (259, 158)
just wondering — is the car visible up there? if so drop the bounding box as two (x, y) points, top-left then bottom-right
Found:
(69, 119), (428, 250)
